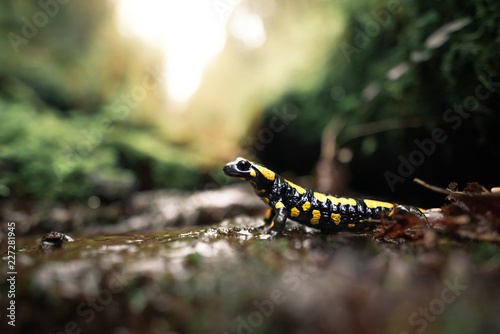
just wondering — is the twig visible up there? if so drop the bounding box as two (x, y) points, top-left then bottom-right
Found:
(413, 178), (452, 195)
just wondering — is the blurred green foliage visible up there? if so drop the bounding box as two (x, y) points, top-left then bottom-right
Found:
(258, 0), (500, 202)
(0, 1), (202, 201)
(1, 0), (499, 204)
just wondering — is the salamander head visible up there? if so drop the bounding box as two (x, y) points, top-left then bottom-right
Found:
(223, 157), (276, 186)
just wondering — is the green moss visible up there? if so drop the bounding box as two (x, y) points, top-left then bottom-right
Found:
(0, 78), (203, 201)
(0, 2), (207, 202)
(185, 252), (204, 267)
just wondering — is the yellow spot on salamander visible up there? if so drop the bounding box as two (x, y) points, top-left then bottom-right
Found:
(364, 199), (394, 209)
(254, 188), (266, 195)
(286, 180), (306, 195)
(262, 197), (269, 204)
(327, 196), (356, 206)
(327, 196), (340, 205)
(314, 192), (327, 202)
(388, 206), (397, 217)
(311, 210), (321, 225)
(338, 198), (350, 206)
(348, 223), (355, 228)
(253, 165), (275, 181)
(265, 208), (272, 219)
(290, 207), (300, 217)
(275, 202), (285, 209)
(270, 221), (275, 228)
(302, 202), (311, 211)
(250, 169), (256, 177)
(331, 213), (341, 225)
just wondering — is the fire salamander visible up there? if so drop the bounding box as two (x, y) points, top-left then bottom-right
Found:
(223, 157), (425, 234)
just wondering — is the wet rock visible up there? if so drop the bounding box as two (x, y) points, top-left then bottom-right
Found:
(40, 231), (74, 250)
(89, 184), (265, 234)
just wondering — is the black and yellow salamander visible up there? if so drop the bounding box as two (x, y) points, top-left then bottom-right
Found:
(223, 157), (425, 234)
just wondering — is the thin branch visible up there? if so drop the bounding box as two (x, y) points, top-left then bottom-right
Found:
(413, 178), (452, 195)
(338, 117), (426, 146)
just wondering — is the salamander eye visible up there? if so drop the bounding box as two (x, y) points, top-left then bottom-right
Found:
(236, 159), (251, 170)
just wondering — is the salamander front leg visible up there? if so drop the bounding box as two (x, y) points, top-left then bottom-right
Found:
(268, 207), (287, 236)
(259, 208), (275, 230)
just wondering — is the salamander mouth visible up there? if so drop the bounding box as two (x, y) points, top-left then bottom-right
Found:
(223, 164), (244, 178)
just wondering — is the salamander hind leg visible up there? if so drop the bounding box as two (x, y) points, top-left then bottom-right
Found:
(390, 205), (427, 220)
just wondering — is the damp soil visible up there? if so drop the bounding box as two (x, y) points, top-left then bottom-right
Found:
(1, 185), (500, 334)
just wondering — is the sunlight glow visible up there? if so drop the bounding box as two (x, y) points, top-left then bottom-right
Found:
(229, 9), (266, 49)
(115, 0), (229, 103)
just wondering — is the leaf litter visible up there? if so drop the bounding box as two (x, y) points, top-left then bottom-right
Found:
(376, 178), (500, 243)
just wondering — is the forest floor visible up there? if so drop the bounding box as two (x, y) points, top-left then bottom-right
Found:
(1, 181), (500, 334)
